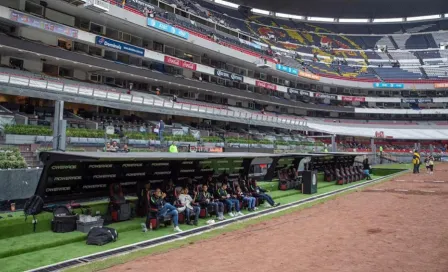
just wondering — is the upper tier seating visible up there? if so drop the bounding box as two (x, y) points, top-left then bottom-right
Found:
(103, 1), (448, 84)
(432, 32), (448, 47)
(392, 34), (430, 49)
(362, 36), (396, 49)
(424, 68), (448, 79)
(403, 22), (440, 33)
(373, 67), (424, 80)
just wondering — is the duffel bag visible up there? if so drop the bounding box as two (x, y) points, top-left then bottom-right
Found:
(86, 227), (118, 246)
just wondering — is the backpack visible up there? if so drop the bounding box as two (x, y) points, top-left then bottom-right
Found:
(51, 205), (77, 233)
(86, 227), (118, 246)
(23, 195), (44, 232)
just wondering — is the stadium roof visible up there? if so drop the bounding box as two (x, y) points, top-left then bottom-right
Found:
(229, 0), (448, 19)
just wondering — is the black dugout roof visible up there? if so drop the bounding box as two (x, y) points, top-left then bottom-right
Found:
(35, 152), (347, 203)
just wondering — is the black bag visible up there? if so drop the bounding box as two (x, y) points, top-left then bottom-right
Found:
(51, 205), (77, 233)
(86, 227), (118, 246)
(24, 195), (44, 217)
(23, 195), (44, 232)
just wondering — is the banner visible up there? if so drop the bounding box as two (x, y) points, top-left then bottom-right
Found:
(239, 38), (262, 50)
(164, 56), (197, 71)
(373, 83), (404, 89)
(342, 96), (365, 102)
(189, 146), (223, 153)
(288, 88), (299, 95)
(215, 69), (243, 82)
(300, 90), (313, 97)
(289, 88), (314, 97)
(147, 18), (189, 40)
(127, 0), (155, 10)
(276, 64), (298, 76)
(401, 98), (433, 103)
(95, 36), (145, 56)
(256, 80), (277, 91)
(299, 71), (320, 81)
(315, 92), (337, 100)
(10, 11), (78, 38)
(434, 83), (448, 89)
(375, 131), (384, 138)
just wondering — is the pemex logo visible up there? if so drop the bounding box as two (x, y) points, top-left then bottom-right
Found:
(97, 37), (105, 45)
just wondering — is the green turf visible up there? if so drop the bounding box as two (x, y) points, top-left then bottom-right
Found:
(65, 173), (402, 272)
(0, 170), (400, 272)
(0, 199), (138, 240)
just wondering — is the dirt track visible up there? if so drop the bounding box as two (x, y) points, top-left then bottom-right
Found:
(105, 165), (448, 272)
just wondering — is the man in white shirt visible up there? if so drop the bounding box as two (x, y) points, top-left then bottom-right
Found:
(178, 187), (200, 225)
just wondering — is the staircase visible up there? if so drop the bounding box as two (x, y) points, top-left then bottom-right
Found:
(370, 67), (384, 81)
(414, 52), (425, 65)
(388, 36), (399, 49)
(17, 144), (41, 168)
(424, 34), (438, 48)
(419, 67), (429, 79)
(20, 150), (40, 168)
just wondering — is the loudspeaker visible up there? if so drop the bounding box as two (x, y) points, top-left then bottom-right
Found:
(302, 171), (318, 194)
(238, 5), (252, 17)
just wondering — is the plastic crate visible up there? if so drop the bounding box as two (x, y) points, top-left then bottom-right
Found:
(76, 219), (104, 233)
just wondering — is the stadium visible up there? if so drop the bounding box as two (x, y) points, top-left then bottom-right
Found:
(0, 0), (447, 271)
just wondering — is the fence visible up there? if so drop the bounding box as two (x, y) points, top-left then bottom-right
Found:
(0, 168), (42, 201)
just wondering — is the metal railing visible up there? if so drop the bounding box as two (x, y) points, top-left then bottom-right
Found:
(0, 68), (308, 129)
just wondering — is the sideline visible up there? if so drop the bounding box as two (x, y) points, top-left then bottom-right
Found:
(28, 170), (407, 272)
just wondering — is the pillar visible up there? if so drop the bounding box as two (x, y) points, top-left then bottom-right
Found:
(52, 100), (65, 151)
(331, 134), (336, 152)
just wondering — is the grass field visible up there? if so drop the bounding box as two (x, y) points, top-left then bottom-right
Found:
(65, 172), (406, 272)
(0, 169), (405, 272)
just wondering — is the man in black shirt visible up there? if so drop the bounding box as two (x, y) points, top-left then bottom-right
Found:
(216, 183), (243, 217)
(149, 188), (182, 232)
(196, 184), (225, 220)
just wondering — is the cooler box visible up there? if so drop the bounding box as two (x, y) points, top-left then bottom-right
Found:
(302, 170), (318, 194)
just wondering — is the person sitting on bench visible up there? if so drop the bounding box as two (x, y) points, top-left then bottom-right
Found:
(150, 188), (182, 232)
(240, 179), (258, 211)
(236, 185), (256, 212)
(205, 175), (216, 195)
(178, 187), (200, 226)
(217, 183), (243, 217)
(248, 179), (280, 207)
(185, 178), (197, 197)
(197, 184), (225, 221)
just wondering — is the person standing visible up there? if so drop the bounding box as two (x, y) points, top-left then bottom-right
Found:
(158, 120), (165, 143)
(429, 156), (434, 175)
(425, 156), (430, 174)
(379, 146), (384, 164)
(362, 157), (372, 180)
(412, 150), (421, 174)
(169, 142), (178, 153)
